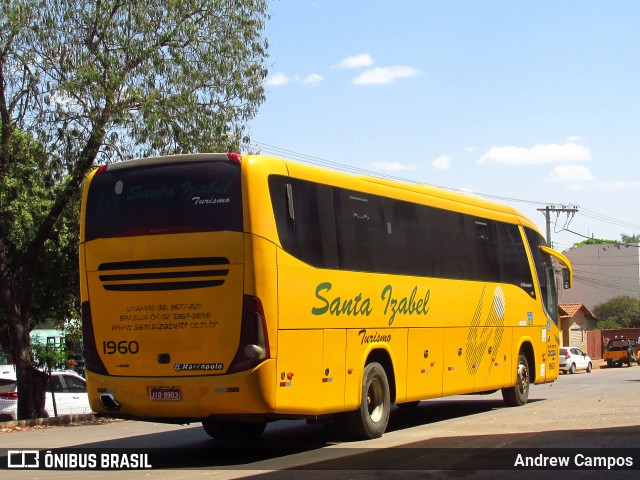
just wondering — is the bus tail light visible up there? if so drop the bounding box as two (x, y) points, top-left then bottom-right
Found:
(227, 153), (242, 165)
(227, 295), (270, 374)
(82, 301), (109, 376)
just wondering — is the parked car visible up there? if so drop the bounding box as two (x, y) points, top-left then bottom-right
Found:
(0, 367), (92, 421)
(559, 347), (593, 374)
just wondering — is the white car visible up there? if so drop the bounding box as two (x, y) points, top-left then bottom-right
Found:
(559, 347), (593, 374)
(0, 367), (92, 421)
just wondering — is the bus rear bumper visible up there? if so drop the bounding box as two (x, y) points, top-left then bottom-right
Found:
(86, 360), (277, 422)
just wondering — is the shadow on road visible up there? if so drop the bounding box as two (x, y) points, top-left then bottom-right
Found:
(38, 397), (638, 472)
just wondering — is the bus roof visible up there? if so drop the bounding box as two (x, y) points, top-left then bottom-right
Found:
(254, 154), (541, 234)
(91, 152), (542, 236)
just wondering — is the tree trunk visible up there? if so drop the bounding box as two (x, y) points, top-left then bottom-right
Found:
(8, 311), (47, 419)
(2, 236), (46, 419)
(0, 326), (11, 363)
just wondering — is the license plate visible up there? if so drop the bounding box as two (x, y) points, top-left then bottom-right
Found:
(148, 386), (181, 401)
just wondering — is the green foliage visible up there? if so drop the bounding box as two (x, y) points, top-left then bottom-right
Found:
(573, 237), (619, 247)
(621, 233), (640, 243)
(596, 317), (622, 330)
(593, 296), (640, 329)
(30, 0), (270, 162)
(0, 129), (79, 329)
(2, 0), (269, 326)
(31, 339), (68, 372)
(573, 233), (640, 247)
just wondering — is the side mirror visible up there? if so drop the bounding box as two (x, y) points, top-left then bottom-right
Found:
(563, 268), (571, 289)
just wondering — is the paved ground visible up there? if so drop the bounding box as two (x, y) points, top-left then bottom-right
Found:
(0, 357), (613, 432)
(2, 359), (639, 480)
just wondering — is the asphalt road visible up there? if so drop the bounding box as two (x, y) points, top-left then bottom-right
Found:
(1, 363), (640, 479)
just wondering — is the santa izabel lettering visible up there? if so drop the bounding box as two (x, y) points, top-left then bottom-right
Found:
(311, 282), (431, 325)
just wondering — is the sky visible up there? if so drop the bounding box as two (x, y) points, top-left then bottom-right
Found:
(247, 1), (640, 252)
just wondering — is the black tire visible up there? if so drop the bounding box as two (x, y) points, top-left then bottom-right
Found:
(569, 363), (576, 374)
(202, 419), (266, 440)
(345, 362), (391, 439)
(586, 362), (592, 373)
(501, 353), (530, 407)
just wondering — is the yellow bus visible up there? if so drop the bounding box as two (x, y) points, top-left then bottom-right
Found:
(80, 153), (572, 440)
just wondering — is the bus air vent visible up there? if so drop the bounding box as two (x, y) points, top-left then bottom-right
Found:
(97, 257), (230, 291)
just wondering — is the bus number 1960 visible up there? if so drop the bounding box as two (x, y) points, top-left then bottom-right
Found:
(102, 340), (140, 355)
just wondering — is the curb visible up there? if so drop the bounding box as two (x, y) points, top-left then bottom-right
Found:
(0, 413), (97, 429)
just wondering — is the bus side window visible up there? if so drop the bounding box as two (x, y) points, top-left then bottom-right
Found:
(429, 208), (469, 280)
(497, 223), (536, 298)
(268, 176), (338, 269)
(384, 199), (431, 277)
(468, 218), (500, 282)
(334, 189), (386, 273)
(524, 228), (557, 319)
(269, 177), (297, 254)
(315, 185), (339, 269)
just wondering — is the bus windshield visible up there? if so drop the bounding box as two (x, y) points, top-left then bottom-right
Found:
(84, 161), (242, 241)
(524, 228), (558, 323)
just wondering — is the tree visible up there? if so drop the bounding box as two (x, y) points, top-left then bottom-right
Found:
(31, 337), (68, 417)
(593, 296), (640, 329)
(0, 128), (80, 363)
(0, 0), (269, 419)
(596, 317), (621, 330)
(621, 234), (640, 244)
(572, 237), (618, 247)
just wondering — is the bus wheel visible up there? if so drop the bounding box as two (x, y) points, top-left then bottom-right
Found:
(501, 353), (530, 407)
(202, 419), (266, 441)
(345, 362), (390, 439)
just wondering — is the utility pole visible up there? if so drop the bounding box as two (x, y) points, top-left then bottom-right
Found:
(537, 205), (579, 247)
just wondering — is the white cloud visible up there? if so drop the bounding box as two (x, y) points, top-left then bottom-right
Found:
(353, 66), (421, 85)
(432, 155), (451, 170)
(478, 142), (592, 166)
(371, 161), (418, 172)
(265, 73), (289, 87)
(548, 164), (594, 182)
(598, 180), (640, 189)
(335, 53), (373, 69)
(265, 72), (323, 87)
(301, 73), (323, 87)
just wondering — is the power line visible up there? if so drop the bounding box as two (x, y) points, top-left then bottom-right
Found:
(248, 140), (640, 238)
(578, 208), (640, 231)
(250, 140), (550, 204)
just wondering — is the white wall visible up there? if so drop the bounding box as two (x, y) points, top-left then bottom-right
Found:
(560, 243), (640, 310)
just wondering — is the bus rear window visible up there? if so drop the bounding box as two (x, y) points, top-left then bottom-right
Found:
(85, 161), (242, 241)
